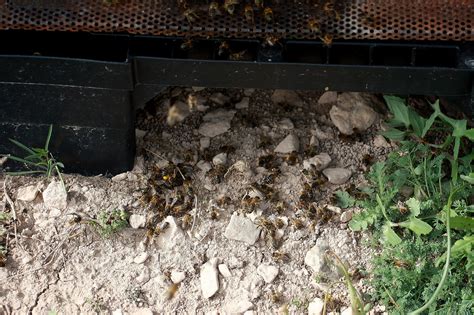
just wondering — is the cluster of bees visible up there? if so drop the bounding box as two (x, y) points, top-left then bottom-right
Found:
(176, 0), (342, 47)
(178, 0), (275, 25)
(140, 161), (195, 247)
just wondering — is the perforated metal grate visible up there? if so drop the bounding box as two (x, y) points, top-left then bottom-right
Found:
(0, 0), (473, 41)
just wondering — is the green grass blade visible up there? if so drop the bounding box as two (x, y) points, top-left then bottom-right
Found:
(45, 124), (53, 150)
(8, 139), (36, 155)
(4, 155), (48, 169)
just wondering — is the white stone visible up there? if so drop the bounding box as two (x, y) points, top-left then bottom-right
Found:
(256, 264), (279, 283)
(167, 101), (190, 126)
(129, 214), (146, 229)
(340, 211), (353, 223)
(278, 118), (294, 130)
(21, 255), (33, 264)
(203, 109), (236, 122)
(316, 91), (338, 114)
(42, 180), (67, 210)
(156, 216), (186, 250)
(341, 307), (354, 315)
(136, 268), (150, 284)
(326, 205), (342, 214)
(218, 264), (232, 278)
(198, 121), (231, 138)
(16, 185), (39, 202)
(309, 135), (319, 147)
(313, 127), (333, 140)
(304, 243), (338, 280)
(111, 172), (128, 182)
(49, 208), (61, 218)
(330, 92), (378, 135)
(271, 90), (304, 107)
(236, 97), (250, 109)
(224, 213), (261, 245)
(197, 160), (212, 173)
(135, 129), (147, 139)
(308, 298), (325, 315)
(133, 252), (149, 264)
(303, 153), (332, 171)
(274, 134), (299, 153)
(171, 271), (186, 284)
(212, 153), (227, 166)
(225, 299), (253, 314)
(132, 156), (145, 174)
(323, 168), (352, 185)
(200, 137), (211, 150)
(209, 92), (230, 105)
(131, 308), (153, 315)
(200, 258), (219, 298)
(244, 89), (255, 96)
(373, 134), (391, 148)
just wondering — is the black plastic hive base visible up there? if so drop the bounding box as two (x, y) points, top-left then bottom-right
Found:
(1, 31), (473, 175)
(0, 50), (135, 175)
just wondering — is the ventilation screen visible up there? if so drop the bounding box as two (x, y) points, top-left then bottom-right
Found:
(1, 0), (473, 41)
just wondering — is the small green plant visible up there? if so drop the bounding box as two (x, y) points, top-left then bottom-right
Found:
(93, 209), (129, 238)
(2, 125), (65, 186)
(348, 96), (473, 313)
(324, 250), (371, 315)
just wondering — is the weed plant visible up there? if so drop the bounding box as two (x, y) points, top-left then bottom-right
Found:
(1, 125), (65, 187)
(343, 97), (473, 313)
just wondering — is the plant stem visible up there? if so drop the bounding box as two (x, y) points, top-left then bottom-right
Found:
(408, 190), (454, 315)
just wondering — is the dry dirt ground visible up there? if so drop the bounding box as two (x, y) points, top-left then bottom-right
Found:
(0, 88), (392, 314)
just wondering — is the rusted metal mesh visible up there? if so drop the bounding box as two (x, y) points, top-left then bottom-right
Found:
(0, 0), (473, 41)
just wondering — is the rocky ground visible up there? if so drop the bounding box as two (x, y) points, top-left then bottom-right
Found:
(0, 88), (393, 314)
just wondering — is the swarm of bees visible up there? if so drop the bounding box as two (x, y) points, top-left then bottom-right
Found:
(172, 0), (344, 50)
(140, 160), (196, 247)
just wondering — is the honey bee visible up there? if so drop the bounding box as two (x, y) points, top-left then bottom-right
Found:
(183, 8), (199, 24)
(272, 250), (290, 263)
(274, 202), (286, 214)
(263, 7), (274, 23)
(307, 17), (320, 33)
(181, 213), (192, 229)
(397, 201), (409, 215)
(362, 154), (376, 167)
(208, 1), (221, 18)
(216, 195), (231, 206)
(144, 227), (155, 246)
(283, 152), (299, 165)
(155, 221), (170, 236)
(210, 209), (220, 220)
(360, 12), (379, 28)
(180, 38), (194, 50)
(166, 283), (180, 300)
(274, 218), (285, 229)
(270, 290), (283, 304)
(256, 216), (276, 232)
(229, 50), (248, 61)
(320, 34), (333, 47)
(244, 4), (255, 24)
(223, 0), (239, 15)
(290, 217), (305, 229)
(258, 154), (279, 169)
(241, 195), (261, 211)
(263, 35), (281, 47)
(393, 259), (410, 269)
(323, 1), (340, 20)
(218, 41), (230, 56)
